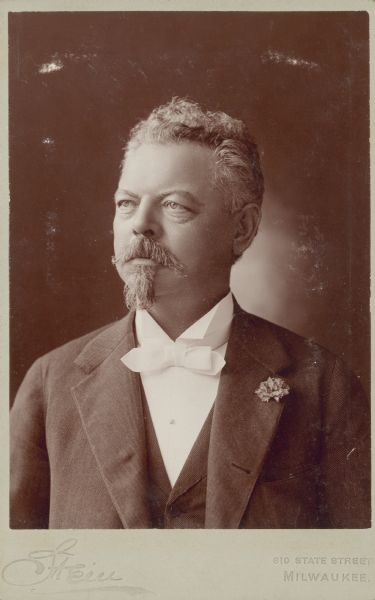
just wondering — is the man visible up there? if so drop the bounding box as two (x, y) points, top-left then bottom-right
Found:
(10, 97), (370, 529)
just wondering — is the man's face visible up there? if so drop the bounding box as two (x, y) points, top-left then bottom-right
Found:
(113, 142), (237, 309)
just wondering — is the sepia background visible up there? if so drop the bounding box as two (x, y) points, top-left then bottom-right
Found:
(9, 11), (370, 400)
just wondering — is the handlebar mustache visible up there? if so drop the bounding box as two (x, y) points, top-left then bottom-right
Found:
(112, 236), (184, 272)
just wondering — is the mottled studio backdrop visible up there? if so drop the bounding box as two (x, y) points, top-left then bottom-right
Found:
(9, 11), (370, 400)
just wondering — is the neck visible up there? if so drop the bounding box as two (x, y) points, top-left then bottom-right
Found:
(146, 287), (231, 340)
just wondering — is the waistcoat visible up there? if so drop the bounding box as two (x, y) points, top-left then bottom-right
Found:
(142, 394), (213, 528)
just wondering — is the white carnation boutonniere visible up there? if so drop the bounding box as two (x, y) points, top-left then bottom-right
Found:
(255, 376), (290, 403)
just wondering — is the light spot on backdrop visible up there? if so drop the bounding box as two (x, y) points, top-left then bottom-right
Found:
(39, 60), (64, 74)
(38, 51), (98, 75)
(261, 50), (319, 70)
(231, 192), (326, 335)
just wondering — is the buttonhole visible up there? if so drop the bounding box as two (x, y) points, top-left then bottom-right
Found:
(232, 462), (251, 475)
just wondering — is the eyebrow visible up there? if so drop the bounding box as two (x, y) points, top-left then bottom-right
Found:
(114, 188), (202, 206)
(114, 189), (139, 203)
(160, 190), (202, 206)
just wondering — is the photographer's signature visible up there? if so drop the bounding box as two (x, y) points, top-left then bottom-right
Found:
(2, 538), (152, 595)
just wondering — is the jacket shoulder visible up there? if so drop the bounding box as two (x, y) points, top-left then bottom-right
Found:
(41, 321), (116, 359)
(32, 317), (129, 379)
(237, 308), (334, 362)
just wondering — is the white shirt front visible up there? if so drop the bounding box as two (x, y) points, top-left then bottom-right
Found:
(134, 292), (234, 486)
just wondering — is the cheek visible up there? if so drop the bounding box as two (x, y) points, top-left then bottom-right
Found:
(113, 218), (130, 252)
(167, 227), (206, 264)
(203, 220), (234, 256)
(171, 225), (232, 270)
(173, 218), (232, 263)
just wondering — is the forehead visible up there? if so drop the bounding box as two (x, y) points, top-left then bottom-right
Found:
(118, 142), (217, 194)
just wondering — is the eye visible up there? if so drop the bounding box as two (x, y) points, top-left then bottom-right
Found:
(162, 200), (191, 214)
(116, 199), (136, 213)
(165, 201), (179, 210)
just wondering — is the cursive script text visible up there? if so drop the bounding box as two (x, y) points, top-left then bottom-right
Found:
(2, 538), (123, 587)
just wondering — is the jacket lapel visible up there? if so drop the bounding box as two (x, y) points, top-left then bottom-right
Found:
(71, 313), (151, 528)
(205, 308), (291, 528)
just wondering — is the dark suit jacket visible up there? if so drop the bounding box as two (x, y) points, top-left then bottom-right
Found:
(10, 305), (371, 528)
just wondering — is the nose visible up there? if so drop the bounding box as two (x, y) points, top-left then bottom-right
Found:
(131, 199), (159, 238)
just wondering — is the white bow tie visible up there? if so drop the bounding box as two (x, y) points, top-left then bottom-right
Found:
(121, 340), (225, 376)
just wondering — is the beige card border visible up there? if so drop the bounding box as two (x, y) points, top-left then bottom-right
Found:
(1, 2), (374, 599)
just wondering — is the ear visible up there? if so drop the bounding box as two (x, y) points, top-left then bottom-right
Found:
(232, 203), (261, 257)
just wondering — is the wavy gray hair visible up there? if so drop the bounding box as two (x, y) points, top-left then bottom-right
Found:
(123, 97), (264, 213)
